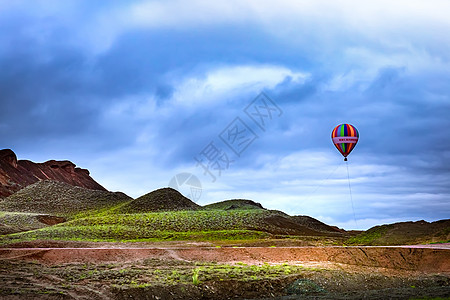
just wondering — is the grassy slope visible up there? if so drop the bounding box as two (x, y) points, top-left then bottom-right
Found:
(346, 219), (450, 245)
(0, 183), (353, 244)
(0, 210), (295, 243)
(0, 206), (349, 244)
(11, 185), (448, 246)
(5, 185), (446, 246)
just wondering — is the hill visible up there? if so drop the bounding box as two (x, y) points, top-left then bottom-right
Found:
(0, 149), (106, 198)
(204, 200), (345, 235)
(347, 219), (450, 245)
(0, 208), (349, 244)
(0, 184), (351, 243)
(204, 199), (265, 210)
(292, 215), (346, 234)
(0, 180), (131, 216)
(113, 188), (201, 213)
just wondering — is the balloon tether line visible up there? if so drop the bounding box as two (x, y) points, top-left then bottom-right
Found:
(304, 162), (342, 203)
(346, 160), (358, 227)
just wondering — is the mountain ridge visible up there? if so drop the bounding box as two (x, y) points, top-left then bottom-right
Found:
(0, 149), (106, 198)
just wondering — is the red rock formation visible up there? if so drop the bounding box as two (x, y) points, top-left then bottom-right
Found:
(0, 149), (106, 198)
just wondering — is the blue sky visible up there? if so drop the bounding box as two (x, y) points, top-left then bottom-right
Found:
(1, 0), (449, 229)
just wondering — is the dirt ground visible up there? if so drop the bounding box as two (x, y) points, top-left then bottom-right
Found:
(0, 240), (449, 299)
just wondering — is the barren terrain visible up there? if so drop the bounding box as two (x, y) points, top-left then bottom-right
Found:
(1, 240), (449, 299)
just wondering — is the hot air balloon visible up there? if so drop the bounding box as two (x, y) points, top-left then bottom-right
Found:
(331, 124), (359, 161)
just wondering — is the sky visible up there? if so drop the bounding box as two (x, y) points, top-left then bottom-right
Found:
(1, 0), (449, 230)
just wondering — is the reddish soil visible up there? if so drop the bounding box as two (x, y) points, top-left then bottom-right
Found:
(36, 215), (66, 225)
(1, 245), (448, 273)
(1, 242), (449, 299)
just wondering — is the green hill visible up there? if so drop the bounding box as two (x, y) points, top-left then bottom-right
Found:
(0, 185), (349, 245)
(0, 208), (348, 244)
(113, 188), (201, 213)
(346, 219), (450, 245)
(204, 199), (265, 210)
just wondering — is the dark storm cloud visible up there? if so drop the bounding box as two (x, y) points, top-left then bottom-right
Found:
(84, 25), (311, 165)
(0, 10), (302, 152)
(0, 37), (95, 138)
(266, 65), (450, 158)
(94, 24), (304, 93)
(360, 67), (450, 161)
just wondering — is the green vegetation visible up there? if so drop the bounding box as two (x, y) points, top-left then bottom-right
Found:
(430, 240), (450, 244)
(1, 180), (448, 248)
(345, 219), (450, 246)
(112, 188), (201, 213)
(410, 297), (450, 300)
(0, 184), (287, 243)
(53, 261), (307, 285)
(2, 258), (448, 299)
(1, 226), (269, 243)
(167, 263), (307, 284)
(80, 209), (271, 231)
(192, 268), (201, 285)
(203, 199), (264, 210)
(0, 209), (281, 244)
(345, 225), (388, 245)
(0, 258), (310, 294)
(0, 209), (300, 244)
(0, 183), (349, 244)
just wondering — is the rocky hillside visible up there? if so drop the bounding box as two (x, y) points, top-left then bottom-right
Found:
(0, 149), (106, 198)
(0, 180), (131, 216)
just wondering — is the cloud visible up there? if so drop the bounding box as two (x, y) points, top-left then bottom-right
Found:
(1, 1), (449, 230)
(195, 149), (450, 229)
(170, 65), (308, 107)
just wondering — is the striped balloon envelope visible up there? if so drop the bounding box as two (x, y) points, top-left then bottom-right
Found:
(331, 124), (359, 161)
